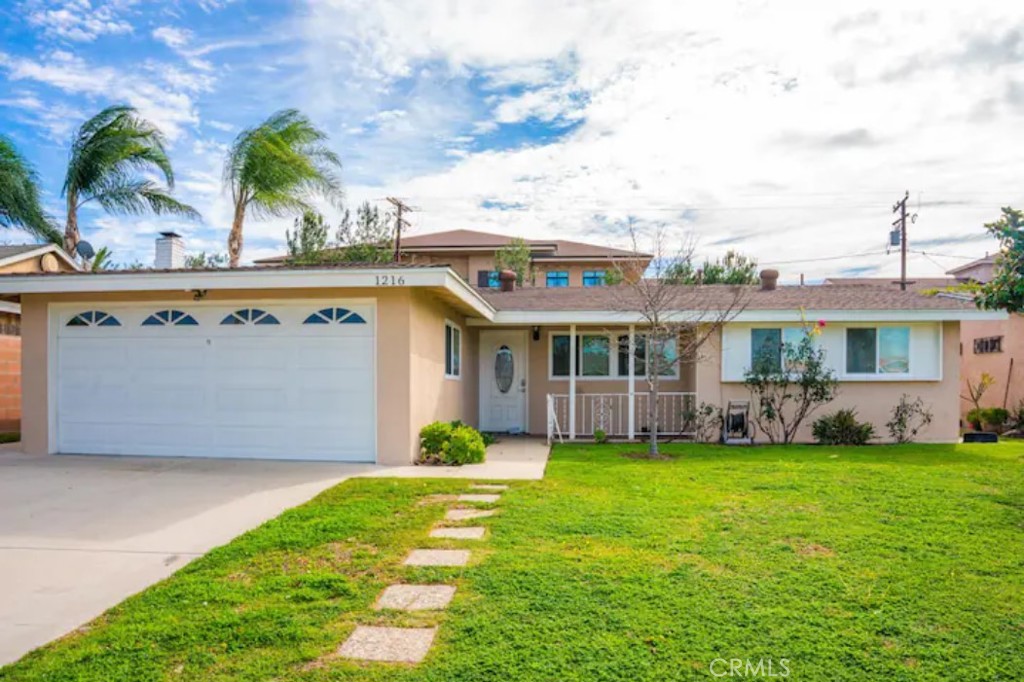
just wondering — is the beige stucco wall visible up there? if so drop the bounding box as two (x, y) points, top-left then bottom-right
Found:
(521, 325), (696, 434)
(0, 253), (77, 274)
(18, 286), (475, 464)
(697, 321), (962, 443)
(959, 315), (1024, 418)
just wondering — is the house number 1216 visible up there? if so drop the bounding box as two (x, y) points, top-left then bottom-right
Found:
(375, 275), (406, 286)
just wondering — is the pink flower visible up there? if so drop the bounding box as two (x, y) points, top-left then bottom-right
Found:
(817, 320), (826, 328)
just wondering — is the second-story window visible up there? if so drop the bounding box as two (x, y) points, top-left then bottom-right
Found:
(477, 270), (501, 288)
(583, 270), (606, 287)
(546, 271), (569, 287)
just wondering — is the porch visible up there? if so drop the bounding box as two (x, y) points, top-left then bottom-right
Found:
(546, 391), (698, 441)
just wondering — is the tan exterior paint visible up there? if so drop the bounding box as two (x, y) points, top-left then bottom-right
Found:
(959, 315), (1024, 418)
(18, 286), (477, 464)
(0, 253), (77, 274)
(697, 322), (963, 443)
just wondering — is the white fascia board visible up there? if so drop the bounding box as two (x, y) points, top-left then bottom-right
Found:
(0, 301), (21, 314)
(468, 307), (1007, 326)
(444, 271), (495, 320)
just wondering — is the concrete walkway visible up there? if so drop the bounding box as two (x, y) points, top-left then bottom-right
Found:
(362, 437), (550, 480)
(0, 438), (547, 666)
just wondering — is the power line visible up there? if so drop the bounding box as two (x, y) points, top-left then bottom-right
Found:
(760, 249), (888, 266)
(385, 197), (414, 262)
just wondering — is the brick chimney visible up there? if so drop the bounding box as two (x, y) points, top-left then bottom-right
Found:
(155, 232), (185, 269)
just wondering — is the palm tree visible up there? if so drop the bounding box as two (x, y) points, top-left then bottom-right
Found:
(224, 109), (343, 267)
(63, 105), (199, 256)
(0, 135), (61, 244)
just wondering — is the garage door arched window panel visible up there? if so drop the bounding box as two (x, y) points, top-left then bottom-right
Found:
(303, 307), (367, 325)
(220, 308), (280, 326)
(141, 309), (199, 326)
(66, 310), (121, 327)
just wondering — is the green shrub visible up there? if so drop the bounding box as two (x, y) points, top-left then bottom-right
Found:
(480, 431), (497, 447)
(445, 425), (486, 465)
(419, 421), (453, 458)
(812, 409), (875, 445)
(887, 394), (933, 443)
(418, 420), (487, 465)
(981, 407), (1010, 431)
(593, 428), (608, 444)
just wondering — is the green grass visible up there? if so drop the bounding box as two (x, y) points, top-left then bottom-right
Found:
(0, 432), (20, 444)
(3, 443), (1023, 681)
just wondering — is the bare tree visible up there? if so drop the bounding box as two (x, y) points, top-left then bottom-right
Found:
(610, 220), (748, 457)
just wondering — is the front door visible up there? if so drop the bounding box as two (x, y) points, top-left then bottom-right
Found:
(479, 330), (527, 433)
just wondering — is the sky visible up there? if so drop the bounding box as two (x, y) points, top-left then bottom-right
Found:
(1, 0), (1022, 281)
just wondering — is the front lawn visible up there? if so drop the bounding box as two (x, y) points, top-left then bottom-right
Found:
(3, 443), (1023, 681)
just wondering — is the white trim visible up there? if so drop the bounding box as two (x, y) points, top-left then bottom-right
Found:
(568, 324), (576, 440)
(467, 307), (1006, 326)
(627, 325), (635, 441)
(0, 301), (21, 314)
(444, 319), (462, 380)
(0, 244), (81, 272)
(840, 324), (912, 380)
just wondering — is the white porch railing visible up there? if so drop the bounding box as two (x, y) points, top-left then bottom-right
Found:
(547, 392), (698, 441)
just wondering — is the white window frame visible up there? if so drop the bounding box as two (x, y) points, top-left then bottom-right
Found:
(444, 320), (462, 379)
(842, 325), (911, 377)
(548, 331), (680, 381)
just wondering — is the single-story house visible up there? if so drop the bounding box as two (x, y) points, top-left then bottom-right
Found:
(826, 260), (1023, 421)
(0, 264), (1004, 463)
(0, 244), (80, 431)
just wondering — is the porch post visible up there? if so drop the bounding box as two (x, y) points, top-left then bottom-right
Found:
(628, 324), (635, 440)
(568, 323), (577, 440)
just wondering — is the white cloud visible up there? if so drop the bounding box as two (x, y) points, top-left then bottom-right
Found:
(295, 0), (1024, 279)
(152, 26), (191, 50)
(26, 0), (134, 42)
(0, 50), (201, 140)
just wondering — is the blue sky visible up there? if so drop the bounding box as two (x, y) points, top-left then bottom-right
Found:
(1, 0), (1022, 279)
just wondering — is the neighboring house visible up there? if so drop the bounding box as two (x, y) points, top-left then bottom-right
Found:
(255, 229), (652, 288)
(0, 264), (999, 463)
(826, 259), (1024, 421)
(0, 244), (80, 432)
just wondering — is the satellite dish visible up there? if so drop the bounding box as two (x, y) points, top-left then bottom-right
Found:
(76, 240), (95, 259)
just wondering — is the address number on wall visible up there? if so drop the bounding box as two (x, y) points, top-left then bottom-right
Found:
(375, 275), (406, 286)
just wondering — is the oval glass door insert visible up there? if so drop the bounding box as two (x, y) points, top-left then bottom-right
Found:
(495, 345), (514, 393)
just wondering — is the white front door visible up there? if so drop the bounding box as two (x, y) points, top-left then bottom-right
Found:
(478, 330), (527, 433)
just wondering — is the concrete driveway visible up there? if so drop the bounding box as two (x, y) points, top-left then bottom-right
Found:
(0, 450), (372, 666)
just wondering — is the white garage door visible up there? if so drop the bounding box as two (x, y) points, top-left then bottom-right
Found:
(53, 302), (375, 462)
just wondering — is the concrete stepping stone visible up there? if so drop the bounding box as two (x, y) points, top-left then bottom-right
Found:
(458, 493), (500, 503)
(445, 508), (497, 521)
(404, 549), (471, 566)
(375, 584), (456, 611)
(470, 484), (508, 491)
(337, 626), (436, 663)
(430, 526), (486, 539)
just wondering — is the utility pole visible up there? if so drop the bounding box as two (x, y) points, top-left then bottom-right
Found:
(386, 197), (413, 263)
(892, 190), (909, 291)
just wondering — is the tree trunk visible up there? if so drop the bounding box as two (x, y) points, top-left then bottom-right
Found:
(227, 201), (246, 268)
(648, 371), (660, 457)
(63, 193), (79, 257)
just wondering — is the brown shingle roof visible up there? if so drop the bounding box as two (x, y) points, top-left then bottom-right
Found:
(0, 245), (47, 259)
(254, 229), (649, 264)
(400, 229), (647, 259)
(823, 277), (958, 293)
(479, 284), (981, 311)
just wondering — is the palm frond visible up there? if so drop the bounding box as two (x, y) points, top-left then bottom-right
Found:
(225, 108), (344, 220)
(64, 105), (178, 207)
(0, 135), (61, 243)
(91, 177), (201, 219)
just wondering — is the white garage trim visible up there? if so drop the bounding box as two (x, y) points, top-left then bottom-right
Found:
(47, 298), (378, 462)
